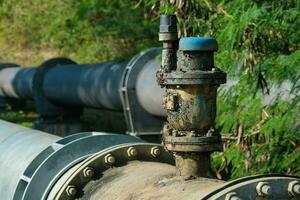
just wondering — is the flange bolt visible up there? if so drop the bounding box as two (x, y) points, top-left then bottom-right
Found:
(225, 192), (242, 200)
(288, 181), (300, 196)
(83, 167), (94, 178)
(104, 154), (115, 165)
(127, 147), (137, 157)
(66, 185), (77, 197)
(150, 146), (161, 157)
(256, 182), (271, 197)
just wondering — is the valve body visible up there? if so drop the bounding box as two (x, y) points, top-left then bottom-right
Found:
(157, 14), (226, 178)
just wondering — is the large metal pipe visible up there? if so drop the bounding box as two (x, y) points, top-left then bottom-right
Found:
(136, 58), (165, 116)
(0, 120), (142, 200)
(0, 51), (166, 136)
(43, 62), (128, 110)
(46, 139), (300, 200)
(0, 120), (59, 200)
(0, 111), (298, 200)
(0, 49), (297, 117)
(0, 67), (36, 99)
(0, 94), (298, 200)
(64, 161), (224, 200)
(0, 62), (128, 110)
(0, 50), (164, 114)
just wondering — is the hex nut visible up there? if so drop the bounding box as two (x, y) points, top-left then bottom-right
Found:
(288, 180), (300, 196)
(83, 167), (94, 178)
(66, 185), (77, 197)
(190, 130), (196, 137)
(127, 147), (137, 157)
(225, 192), (242, 200)
(150, 146), (161, 157)
(104, 154), (115, 165)
(256, 182), (271, 196)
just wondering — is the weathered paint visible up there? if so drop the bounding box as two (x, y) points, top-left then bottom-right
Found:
(158, 14), (226, 178)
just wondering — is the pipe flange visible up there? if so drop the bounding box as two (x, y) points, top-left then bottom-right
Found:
(53, 143), (174, 200)
(32, 57), (79, 117)
(202, 174), (300, 200)
(164, 135), (221, 144)
(164, 142), (222, 152)
(164, 134), (222, 152)
(121, 47), (165, 136)
(14, 133), (142, 200)
(157, 70), (226, 85)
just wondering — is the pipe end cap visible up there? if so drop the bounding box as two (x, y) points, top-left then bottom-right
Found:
(179, 37), (218, 51)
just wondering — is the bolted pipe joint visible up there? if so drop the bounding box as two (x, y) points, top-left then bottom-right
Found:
(256, 182), (272, 197)
(157, 14), (226, 178)
(288, 181), (300, 197)
(225, 192), (242, 200)
(66, 185), (77, 197)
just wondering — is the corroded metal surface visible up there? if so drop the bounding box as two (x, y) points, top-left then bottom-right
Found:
(157, 14), (226, 178)
(165, 85), (217, 131)
(174, 152), (211, 178)
(80, 161), (224, 200)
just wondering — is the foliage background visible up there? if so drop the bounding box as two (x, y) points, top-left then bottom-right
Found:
(0, 0), (299, 180)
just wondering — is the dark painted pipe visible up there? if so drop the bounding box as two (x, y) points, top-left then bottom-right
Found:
(0, 67), (36, 99)
(43, 62), (128, 110)
(0, 49), (295, 118)
(0, 62), (129, 111)
(0, 50), (164, 116)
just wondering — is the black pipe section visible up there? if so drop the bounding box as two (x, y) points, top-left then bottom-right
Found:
(0, 49), (166, 137)
(0, 57), (294, 115)
(0, 51), (163, 115)
(43, 62), (128, 110)
(0, 67), (35, 99)
(0, 48), (295, 137)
